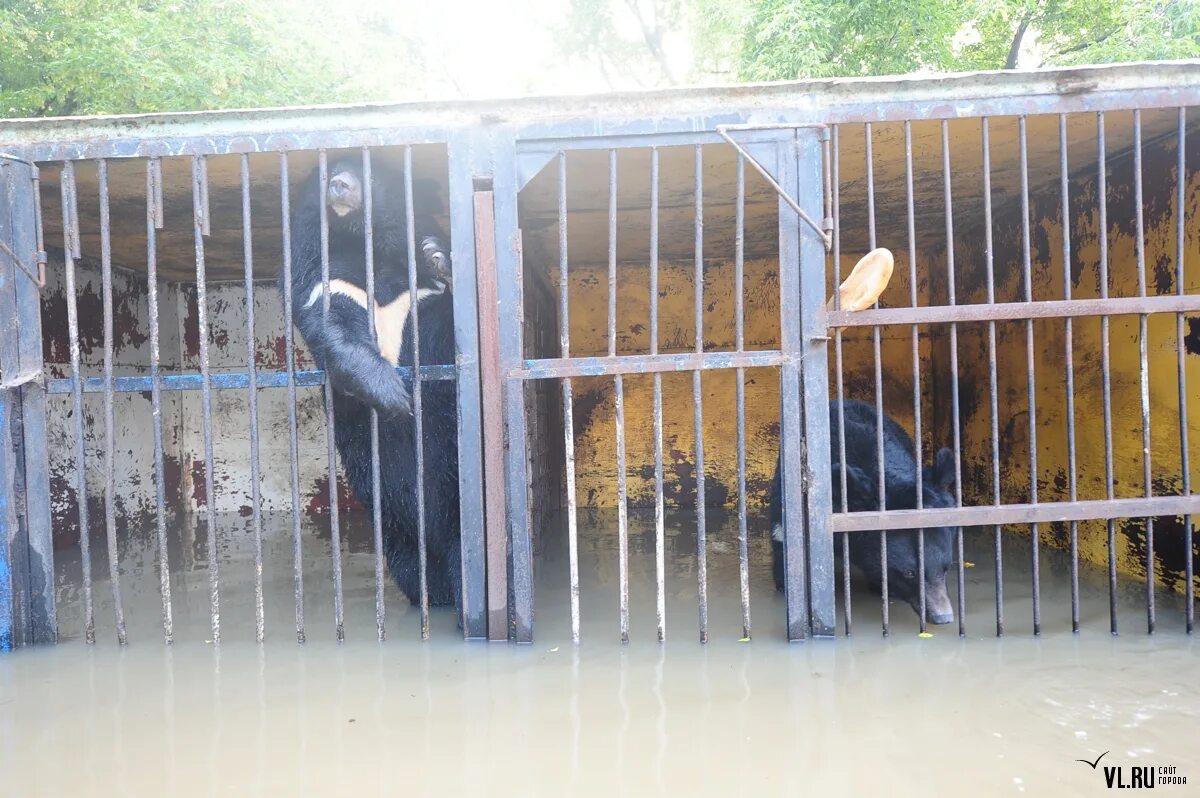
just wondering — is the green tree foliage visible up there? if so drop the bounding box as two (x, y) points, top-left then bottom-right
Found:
(698, 0), (1200, 82)
(0, 0), (425, 117)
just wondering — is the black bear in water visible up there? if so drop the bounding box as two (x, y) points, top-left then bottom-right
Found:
(770, 399), (957, 625)
(283, 155), (462, 613)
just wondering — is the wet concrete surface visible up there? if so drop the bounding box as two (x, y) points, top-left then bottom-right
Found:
(1, 511), (1196, 795)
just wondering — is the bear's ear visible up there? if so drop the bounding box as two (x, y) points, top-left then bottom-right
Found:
(933, 447), (956, 491)
(831, 461), (876, 510)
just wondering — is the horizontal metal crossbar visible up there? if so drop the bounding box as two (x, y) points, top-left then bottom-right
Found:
(516, 350), (787, 380)
(830, 496), (1200, 533)
(826, 294), (1200, 328)
(44, 365), (456, 395)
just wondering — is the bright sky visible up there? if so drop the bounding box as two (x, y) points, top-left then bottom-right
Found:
(369, 0), (695, 99)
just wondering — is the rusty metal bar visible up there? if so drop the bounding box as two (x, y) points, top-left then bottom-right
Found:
(942, 120), (966, 638)
(1018, 117), (1040, 636)
(191, 154), (219, 644)
(832, 125), (851, 637)
(403, 144), (429, 640)
(777, 137), (809, 641)
(827, 294), (1200, 327)
(145, 158), (173, 644)
(904, 120), (927, 635)
(1133, 110), (1155, 634)
(982, 117), (1003, 637)
(831, 496), (1200, 533)
(240, 154), (265, 644)
(517, 350), (786, 380)
(798, 127), (835, 638)
(474, 189), (508, 642)
(279, 151), (305, 644)
(1098, 112), (1118, 635)
(99, 160), (128, 645)
(865, 122), (888, 637)
(1059, 115), (1080, 634)
(60, 163), (93, 644)
(715, 125), (831, 249)
(1177, 108), (1193, 635)
(735, 152), (751, 641)
(362, 148), (386, 642)
(608, 150), (630, 644)
(650, 146), (666, 642)
(693, 144), (708, 644)
(317, 150), (346, 642)
(557, 151), (581, 644)
(45, 366), (455, 396)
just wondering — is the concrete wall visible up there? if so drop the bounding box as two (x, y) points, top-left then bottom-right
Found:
(40, 257), (358, 553)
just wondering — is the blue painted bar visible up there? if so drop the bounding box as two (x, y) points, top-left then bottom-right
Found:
(45, 365), (456, 396)
(0, 393), (13, 652)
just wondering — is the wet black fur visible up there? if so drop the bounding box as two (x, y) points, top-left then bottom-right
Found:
(769, 399), (957, 617)
(282, 155), (462, 613)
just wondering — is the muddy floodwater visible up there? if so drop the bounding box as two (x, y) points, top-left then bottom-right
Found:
(2, 511), (1196, 795)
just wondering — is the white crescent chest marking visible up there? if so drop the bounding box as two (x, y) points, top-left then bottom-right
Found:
(304, 279), (446, 366)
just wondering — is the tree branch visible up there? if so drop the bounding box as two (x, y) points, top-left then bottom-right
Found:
(1005, 11), (1034, 69)
(1051, 26), (1120, 58)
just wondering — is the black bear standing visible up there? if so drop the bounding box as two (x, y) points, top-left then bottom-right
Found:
(769, 399), (957, 625)
(283, 155), (462, 614)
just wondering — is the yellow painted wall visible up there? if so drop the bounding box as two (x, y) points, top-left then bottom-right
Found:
(558, 251), (942, 511)
(949, 130), (1200, 595)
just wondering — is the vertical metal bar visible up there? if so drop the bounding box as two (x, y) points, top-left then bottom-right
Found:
(832, 126), (851, 637)
(982, 118), (1003, 637)
(240, 155), (265, 643)
(494, 135), (534, 644)
(446, 132), (487, 640)
(1132, 110), (1155, 635)
(735, 153), (751, 640)
(0, 393), (14, 651)
(402, 145), (429, 640)
(99, 160), (128, 645)
(1017, 117), (1039, 636)
(693, 144), (708, 644)
(776, 137), (809, 642)
(0, 165), (26, 651)
(279, 152), (305, 644)
(650, 147), (666, 643)
(316, 151), (346, 642)
(61, 163), (94, 644)
(1098, 113), (1118, 635)
(608, 150), (630, 643)
(942, 121), (966, 638)
(904, 121), (927, 635)
(3, 158), (54, 645)
(558, 152), (581, 644)
(1059, 116), (1080, 634)
(191, 155), (218, 644)
(145, 158), (173, 643)
(799, 128), (835, 639)
(473, 188), (508, 642)
(864, 122), (888, 636)
(361, 148), (385, 642)
(1177, 108), (1193, 635)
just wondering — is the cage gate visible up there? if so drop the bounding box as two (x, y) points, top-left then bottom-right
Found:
(500, 126), (836, 643)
